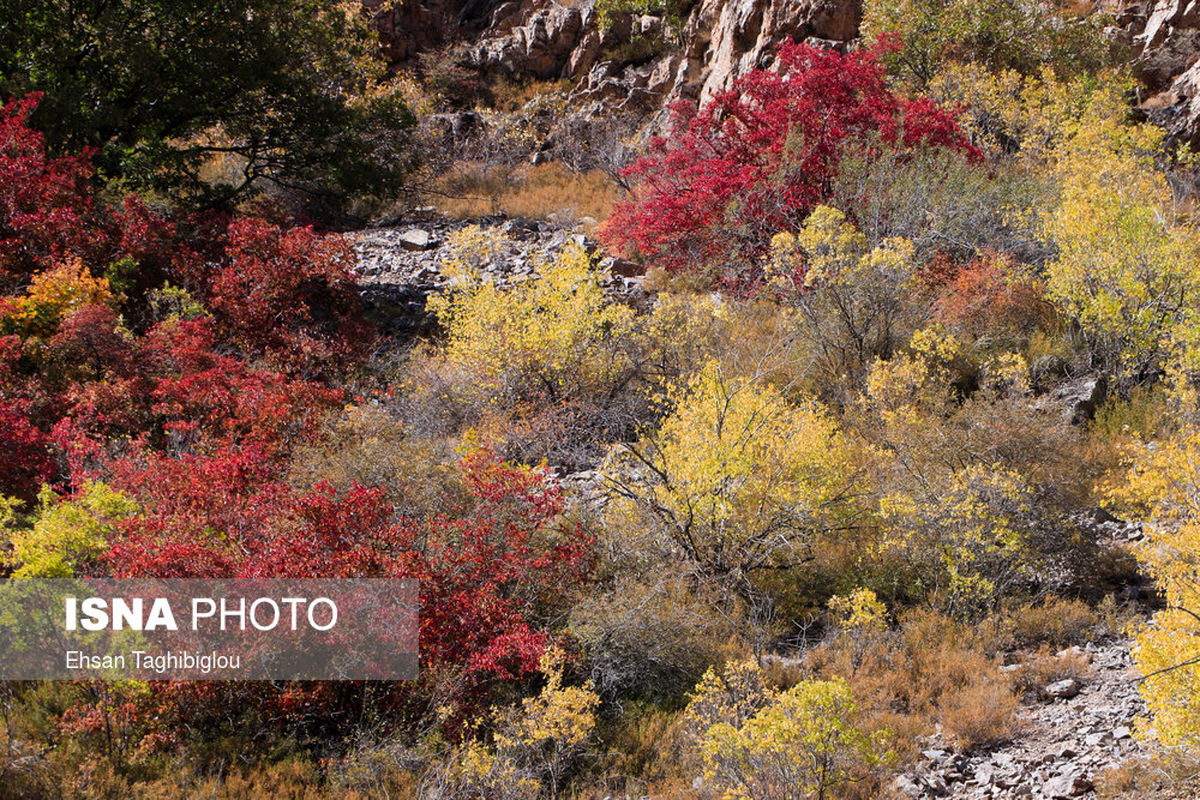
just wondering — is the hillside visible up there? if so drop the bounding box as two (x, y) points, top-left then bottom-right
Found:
(6, 1), (1200, 799)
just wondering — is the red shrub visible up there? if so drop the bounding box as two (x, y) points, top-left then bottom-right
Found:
(602, 39), (978, 287)
(142, 318), (343, 456)
(0, 395), (55, 501)
(932, 251), (1058, 340)
(207, 217), (372, 375)
(0, 95), (98, 280)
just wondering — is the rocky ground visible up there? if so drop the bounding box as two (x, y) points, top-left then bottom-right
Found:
(351, 213), (647, 339)
(897, 641), (1148, 800)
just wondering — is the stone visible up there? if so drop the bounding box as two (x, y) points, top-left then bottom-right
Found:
(894, 773), (924, 798)
(396, 229), (436, 251)
(1046, 679), (1082, 700)
(1043, 770), (1093, 798)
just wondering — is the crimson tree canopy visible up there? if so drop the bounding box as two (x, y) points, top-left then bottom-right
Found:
(602, 40), (978, 288)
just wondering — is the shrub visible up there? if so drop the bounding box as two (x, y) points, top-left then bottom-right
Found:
(492, 647), (601, 796)
(425, 647), (600, 799)
(686, 661), (891, 800)
(802, 608), (1022, 755)
(429, 232), (635, 403)
(1044, 89), (1200, 378)
(882, 464), (1056, 618)
(932, 251), (1059, 347)
(424, 228), (644, 466)
(858, 326), (1102, 608)
(605, 359), (862, 611)
(1111, 418), (1200, 747)
(601, 40), (977, 286)
(1009, 596), (1101, 649)
(5, 482), (137, 577)
(768, 204), (922, 381)
(0, 396), (55, 501)
(1011, 645), (1092, 701)
(0, 96), (99, 280)
(204, 217), (371, 375)
(935, 676), (1024, 751)
(569, 575), (738, 702)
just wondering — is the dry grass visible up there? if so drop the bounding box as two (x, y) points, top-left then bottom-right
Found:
(428, 161), (623, 226)
(1098, 753), (1200, 800)
(1009, 596), (1101, 649)
(4, 754), (419, 800)
(938, 678), (1024, 751)
(1010, 645), (1093, 701)
(491, 78), (573, 112)
(799, 609), (1025, 758)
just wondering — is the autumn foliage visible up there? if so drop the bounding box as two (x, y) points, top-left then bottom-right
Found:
(0, 96), (594, 757)
(602, 39), (978, 287)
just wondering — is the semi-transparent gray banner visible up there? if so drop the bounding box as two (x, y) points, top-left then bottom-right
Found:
(0, 579), (418, 680)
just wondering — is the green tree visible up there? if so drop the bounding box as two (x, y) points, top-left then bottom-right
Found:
(0, 0), (415, 211)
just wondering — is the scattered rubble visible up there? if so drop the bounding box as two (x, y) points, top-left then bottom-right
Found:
(895, 641), (1148, 800)
(351, 213), (648, 339)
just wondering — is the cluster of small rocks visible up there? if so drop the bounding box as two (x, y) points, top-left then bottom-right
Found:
(1083, 508), (1146, 548)
(896, 642), (1147, 800)
(351, 212), (646, 338)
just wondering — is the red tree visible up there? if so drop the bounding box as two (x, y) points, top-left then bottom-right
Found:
(0, 95), (98, 280)
(602, 39), (978, 287)
(205, 217), (372, 376)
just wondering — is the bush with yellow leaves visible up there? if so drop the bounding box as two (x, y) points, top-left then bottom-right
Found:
(604, 358), (864, 612)
(1, 257), (116, 342)
(686, 659), (891, 800)
(419, 225), (644, 466)
(426, 647), (599, 799)
(857, 326), (1100, 611)
(767, 205), (923, 383)
(1111, 388), (1200, 747)
(5, 482), (138, 578)
(828, 588), (889, 670)
(1044, 90), (1200, 378)
(428, 227), (636, 403)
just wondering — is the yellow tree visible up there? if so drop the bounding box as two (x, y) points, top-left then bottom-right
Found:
(1112, 405), (1200, 746)
(429, 227), (636, 406)
(424, 226), (642, 464)
(768, 205), (919, 382)
(687, 660), (890, 800)
(433, 646), (600, 798)
(5, 482), (138, 578)
(605, 360), (862, 603)
(1044, 90), (1200, 377)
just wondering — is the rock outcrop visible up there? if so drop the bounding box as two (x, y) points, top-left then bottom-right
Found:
(380, 0), (861, 119)
(1112, 0), (1200, 145)
(372, 0), (1200, 146)
(675, 0), (860, 101)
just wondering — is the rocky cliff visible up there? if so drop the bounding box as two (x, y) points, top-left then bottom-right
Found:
(375, 0), (861, 114)
(374, 0), (1200, 148)
(1114, 0), (1200, 145)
